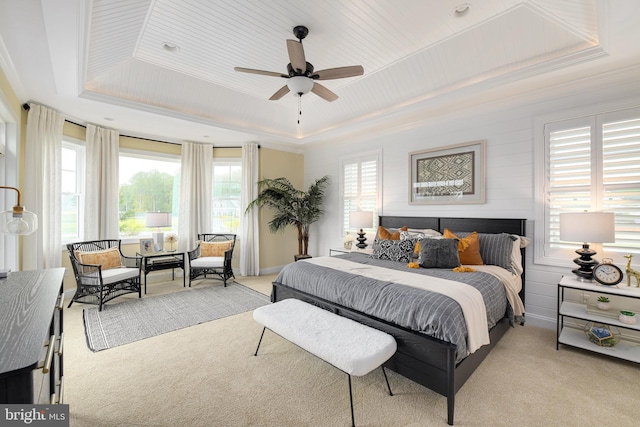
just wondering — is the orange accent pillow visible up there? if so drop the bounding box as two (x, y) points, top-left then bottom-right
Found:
(200, 241), (232, 257)
(76, 247), (123, 270)
(377, 226), (408, 240)
(443, 229), (484, 265)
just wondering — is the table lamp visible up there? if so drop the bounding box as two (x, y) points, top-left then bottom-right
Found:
(145, 212), (172, 252)
(349, 211), (373, 249)
(0, 186), (38, 235)
(559, 211), (615, 281)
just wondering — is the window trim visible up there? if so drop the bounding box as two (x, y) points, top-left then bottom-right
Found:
(211, 158), (242, 235)
(534, 102), (640, 268)
(118, 148), (181, 242)
(61, 137), (85, 245)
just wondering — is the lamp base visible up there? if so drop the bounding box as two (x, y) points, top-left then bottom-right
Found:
(356, 229), (368, 249)
(571, 244), (598, 281)
(152, 230), (164, 252)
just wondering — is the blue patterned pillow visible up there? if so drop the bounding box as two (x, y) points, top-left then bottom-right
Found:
(372, 238), (416, 263)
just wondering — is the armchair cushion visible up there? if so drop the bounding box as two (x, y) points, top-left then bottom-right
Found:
(200, 241), (233, 257)
(101, 267), (141, 285)
(190, 257), (224, 269)
(75, 247), (123, 270)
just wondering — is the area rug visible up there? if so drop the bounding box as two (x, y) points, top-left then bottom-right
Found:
(83, 282), (269, 351)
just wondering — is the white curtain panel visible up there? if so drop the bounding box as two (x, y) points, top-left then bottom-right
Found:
(178, 142), (213, 252)
(240, 142), (259, 276)
(84, 124), (120, 240)
(23, 103), (64, 270)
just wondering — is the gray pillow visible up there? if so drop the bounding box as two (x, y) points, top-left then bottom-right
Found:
(372, 238), (416, 263)
(419, 238), (461, 269)
(454, 232), (517, 273)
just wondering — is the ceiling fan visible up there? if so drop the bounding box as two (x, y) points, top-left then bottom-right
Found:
(234, 25), (364, 102)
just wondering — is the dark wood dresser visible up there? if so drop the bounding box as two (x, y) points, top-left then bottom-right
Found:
(0, 268), (65, 404)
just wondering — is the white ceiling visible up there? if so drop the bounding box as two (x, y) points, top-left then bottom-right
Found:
(0, 0), (639, 147)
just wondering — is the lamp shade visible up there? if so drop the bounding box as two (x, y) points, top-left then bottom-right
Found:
(349, 211), (373, 230)
(145, 212), (172, 228)
(287, 76), (314, 95)
(0, 186), (38, 235)
(559, 212), (615, 243)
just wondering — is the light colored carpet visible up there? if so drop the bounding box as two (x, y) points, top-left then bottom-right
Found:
(63, 274), (640, 426)
(83, 282), (268, 351)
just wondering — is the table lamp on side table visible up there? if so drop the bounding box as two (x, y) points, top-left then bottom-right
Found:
(349, 211), (373, 249)
(145, 212), (172, 252)
(559, 211), (615, 282)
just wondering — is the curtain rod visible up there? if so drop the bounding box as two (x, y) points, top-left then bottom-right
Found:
(23, 104), (258, 149)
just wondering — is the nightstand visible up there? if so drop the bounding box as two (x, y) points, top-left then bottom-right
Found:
(329, 247), (373, 256)
(557, 275), (640, 363)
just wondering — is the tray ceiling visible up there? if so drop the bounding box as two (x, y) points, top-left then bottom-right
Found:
(1, 0), (633, 146)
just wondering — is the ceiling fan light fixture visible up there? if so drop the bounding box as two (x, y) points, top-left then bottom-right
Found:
(287, 76), (314, 95)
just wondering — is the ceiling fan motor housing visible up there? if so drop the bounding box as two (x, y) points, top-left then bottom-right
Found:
(287, 62), (314, 77)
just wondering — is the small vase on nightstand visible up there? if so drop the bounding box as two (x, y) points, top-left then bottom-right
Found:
(344, 241), (352, 250)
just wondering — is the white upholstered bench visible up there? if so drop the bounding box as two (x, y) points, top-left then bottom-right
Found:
(253, 298), (397, 427)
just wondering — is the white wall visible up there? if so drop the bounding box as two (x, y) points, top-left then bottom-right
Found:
(302, 66), (640, 330)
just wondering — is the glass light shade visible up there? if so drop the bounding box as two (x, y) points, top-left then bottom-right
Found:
(145, 212), (172, 228)
(559, 212), (615, 243)
(287, 76), (314, 95)
(0, 207), (38, 235)
(349, 211), (374, 229)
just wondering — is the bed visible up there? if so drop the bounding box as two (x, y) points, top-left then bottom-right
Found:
(272, 216), (526, 425)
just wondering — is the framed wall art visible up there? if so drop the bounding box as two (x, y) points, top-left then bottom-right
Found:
(409, 140), (486, 204)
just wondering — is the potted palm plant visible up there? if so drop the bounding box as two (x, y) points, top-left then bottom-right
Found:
(246, 176), (329, 256)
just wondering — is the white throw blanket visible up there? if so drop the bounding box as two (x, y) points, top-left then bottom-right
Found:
(468, 265), (525, 317)
(303, 257), (490, 354)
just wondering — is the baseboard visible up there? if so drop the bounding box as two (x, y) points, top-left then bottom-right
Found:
(259, 266), (284, 276)
(524, 312), (556, 330)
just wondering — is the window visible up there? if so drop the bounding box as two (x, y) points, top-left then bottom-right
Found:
(212, 160), (242, 234)
(341, 152), (381, 234)
(539, 107), (640, 264)
(61, 140), (85, 244)
(119, 151), (180, 237)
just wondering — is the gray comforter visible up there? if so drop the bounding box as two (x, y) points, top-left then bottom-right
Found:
(274, 252), (509, 362)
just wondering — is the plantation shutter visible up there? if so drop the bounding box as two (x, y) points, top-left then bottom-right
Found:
(544, 107), (640, 259)
(602, 114), (640, 253)
(342, 155), (379, 232)
(546, 121), (592, 251)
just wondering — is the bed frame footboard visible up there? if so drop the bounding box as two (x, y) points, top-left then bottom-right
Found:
(271, 282), (511, 425)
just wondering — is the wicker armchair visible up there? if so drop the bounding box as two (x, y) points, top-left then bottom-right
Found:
(187, 233), (236, 287)
(67, 239), (142, 311)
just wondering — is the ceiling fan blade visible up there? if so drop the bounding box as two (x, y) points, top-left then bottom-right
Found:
(234, 67), (288, 78)
(269, 85), (290, 101)
(312, 65), (364, 80)
(311, 83), (338, 102)
(286, 39), (306, 73)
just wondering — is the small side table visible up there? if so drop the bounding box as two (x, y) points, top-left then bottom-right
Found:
(136, 251), (186, 294)
(329, 247), (373, 256)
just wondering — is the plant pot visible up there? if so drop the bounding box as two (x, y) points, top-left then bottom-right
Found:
(619, 311), (637, 325)
(595, 301), (611, 310)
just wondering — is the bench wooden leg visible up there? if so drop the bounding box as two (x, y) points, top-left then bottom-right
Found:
(254, 327), (266, 356)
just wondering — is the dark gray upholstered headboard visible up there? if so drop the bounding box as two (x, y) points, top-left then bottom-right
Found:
(379, 216), (527, 303)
